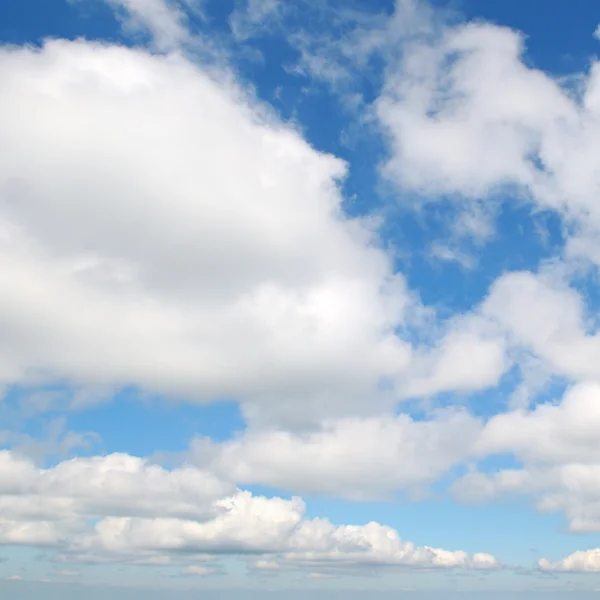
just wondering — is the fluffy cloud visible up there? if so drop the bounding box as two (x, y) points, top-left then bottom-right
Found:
(0, 450), (232, 523)
(190, 409), (482, 499)
(539, 548), (600, 573)
(0, 38), (415, 427)
(399, 315), (508, 399)
(475, 381), (600, 464)
(441, 267), (600, 531)
(73, 507), (498, 572)
(0, 450), (497, 573)
(376, 4), (600, 274)
(0, 35), (511, 429)
(453, 382), (600, 532)
(378, 22), (574, 200)
(481, 271), (600, 382)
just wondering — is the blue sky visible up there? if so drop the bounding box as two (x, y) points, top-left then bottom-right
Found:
(3, 0), (600, 597)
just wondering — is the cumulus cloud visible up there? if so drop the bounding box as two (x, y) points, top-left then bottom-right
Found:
(0, 38), (409, 426)
(476, 381), (600, 465)
(228, 0), (600, 410)
(399, 315), (508, 399)
(452, 383), (600, 532)
(225, 0), (600, 407)
(0, 450), (497, 573)
(539, 548), (600, 572)
(375, 4), (600, 275)
(441, 267), (600, 530)
(378, 23), (571, 199)
(0, 36), (510, 430)
(189, 409), (482, 499)
(0, 450), (232, 524)
(480, 270), (600, 383)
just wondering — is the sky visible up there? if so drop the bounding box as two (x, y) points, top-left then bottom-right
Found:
(3, 0), (600, 598)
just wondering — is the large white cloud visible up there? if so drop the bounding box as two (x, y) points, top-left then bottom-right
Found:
(217, 0), (600, 405)
(0, 35), (511, 428)
(0, 449), (498, 573)
(0, 38), (414, 426)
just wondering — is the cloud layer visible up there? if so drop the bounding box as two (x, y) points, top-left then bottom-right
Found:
(6, 0), (600, 582)
(0, 449), (497, 574)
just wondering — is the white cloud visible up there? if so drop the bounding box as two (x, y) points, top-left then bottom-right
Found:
(539, 548), (600, 572)
(0, 38), (408, 426)
(453, 382), (600, 532)
(399, 315), (508, 399)
(73, 503), (498, 572)
(279, 520), (499, 571)
(0, 450), (232, 526)
(482, 270), (600, 382)
(375, 7), (600, 272)
(7, 0), (600, 570)
(190, 409), (482, 499)
(0, 37), (507, 429)
(378, 22), (571, 200)
(0, 450), (497, 573)
(475, 381), (600, 465)
(7, 0), (600, 582)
